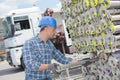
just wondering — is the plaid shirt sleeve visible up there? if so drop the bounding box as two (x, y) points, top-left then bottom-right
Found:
(22, 40), (41, 71)
(52, 43), (73, 64)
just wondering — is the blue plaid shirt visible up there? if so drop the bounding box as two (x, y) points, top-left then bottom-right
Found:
(22, 35), (72, 80)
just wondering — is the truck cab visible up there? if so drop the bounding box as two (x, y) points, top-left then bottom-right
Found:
(4, 7), (41, 68)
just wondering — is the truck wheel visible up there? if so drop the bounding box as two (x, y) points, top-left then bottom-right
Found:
(21, 58), (25, 70)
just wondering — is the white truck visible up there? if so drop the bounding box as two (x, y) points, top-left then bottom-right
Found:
(4, 7), (42, 68)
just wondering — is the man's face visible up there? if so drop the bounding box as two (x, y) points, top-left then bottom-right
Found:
(46, 26), (56, 39)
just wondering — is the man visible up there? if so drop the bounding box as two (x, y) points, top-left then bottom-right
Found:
(43, 8), (54, 16)
(22, 16), (78, 80)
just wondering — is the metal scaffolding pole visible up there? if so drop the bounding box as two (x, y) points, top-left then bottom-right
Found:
(113, 25), (120, 33)
(110, 1), (120, 8)
(112, 15), (120, 21)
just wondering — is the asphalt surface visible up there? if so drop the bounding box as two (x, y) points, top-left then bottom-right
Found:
(0, 60), (25, 80)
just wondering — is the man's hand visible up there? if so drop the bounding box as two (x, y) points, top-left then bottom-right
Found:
(48, 63), (59, 71)
(48, 63), (61, 74)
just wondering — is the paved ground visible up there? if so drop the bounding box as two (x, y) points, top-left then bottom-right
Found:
(0, 60), (25, 80)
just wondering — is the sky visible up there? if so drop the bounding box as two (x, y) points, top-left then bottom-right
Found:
(0, 0), (61, 16)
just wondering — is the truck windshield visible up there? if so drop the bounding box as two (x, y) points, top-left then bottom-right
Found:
(1, 17), (13, 38)
(0, 18), (8, 37)
(14, 16), (30, 31)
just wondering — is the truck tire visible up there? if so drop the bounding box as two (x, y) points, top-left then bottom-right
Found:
(21, 58), (25, 70)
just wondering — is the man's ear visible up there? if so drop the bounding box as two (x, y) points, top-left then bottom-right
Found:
(44, 27), (49, 32)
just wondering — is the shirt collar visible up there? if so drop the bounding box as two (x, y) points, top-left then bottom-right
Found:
(35, 35), (43, 43)
(35, 35), (49, 43)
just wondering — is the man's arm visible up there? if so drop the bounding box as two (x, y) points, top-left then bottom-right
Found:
(52, 45), (73, 64)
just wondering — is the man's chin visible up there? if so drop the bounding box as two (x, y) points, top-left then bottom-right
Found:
(49, 37), (54, 39)
(49, 35), (55, 39)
